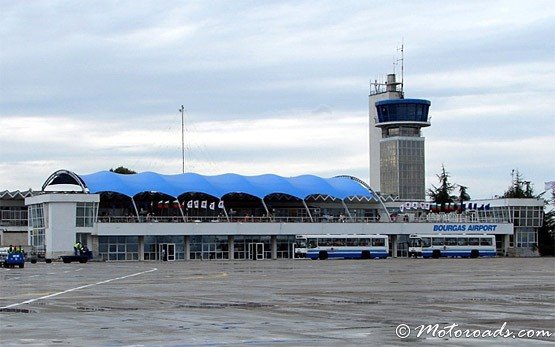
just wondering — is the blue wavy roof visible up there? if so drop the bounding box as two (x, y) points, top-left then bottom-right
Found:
(72, 171), (373, 200)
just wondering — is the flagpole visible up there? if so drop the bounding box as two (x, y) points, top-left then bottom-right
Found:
(179, 105), (185, 174)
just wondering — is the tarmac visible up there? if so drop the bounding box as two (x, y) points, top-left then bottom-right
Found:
(1, 257), (554, 346)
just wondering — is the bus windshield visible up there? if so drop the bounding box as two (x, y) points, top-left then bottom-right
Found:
(408, 238), (421, 247)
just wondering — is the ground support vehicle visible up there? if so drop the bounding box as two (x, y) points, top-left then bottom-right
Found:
(0, 251), (25, 268)
(28, 246), (53, 264)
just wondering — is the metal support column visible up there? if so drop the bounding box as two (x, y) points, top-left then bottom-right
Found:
(261, 198), (271, 220)
(271, 235), (277, 260)
(341, 200), (353, 221)
(228, 235), (235, 260)
(503, 234), (510, 257)
(302, 200), (314, 222)
(177, 200), (187, 223)
(220, 201), (230, 222)
(391, 235), (398, 258)
(138, 235), (144, 261)
(131, 197), (141, 222)
(184, 235), (190, 260)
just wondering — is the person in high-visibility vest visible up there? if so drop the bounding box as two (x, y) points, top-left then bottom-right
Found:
(74, 242), (83, 256)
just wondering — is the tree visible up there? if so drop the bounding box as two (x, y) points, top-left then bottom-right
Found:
(110, 166), (137, 175)
(458, 185), (471, 204)
(538, 189), (555, 256)
(427, 165), (457, 206)
(502, 169), (535, 198)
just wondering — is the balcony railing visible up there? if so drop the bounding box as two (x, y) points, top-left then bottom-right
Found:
(95, 211), (508, 224)
(96, 215), (382, 224)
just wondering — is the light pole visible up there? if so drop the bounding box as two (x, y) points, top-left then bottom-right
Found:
(179, 105), (185, 174)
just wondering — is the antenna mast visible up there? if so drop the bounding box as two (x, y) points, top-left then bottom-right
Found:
(397, 43), (404, 94)
(179, 105), (185, 174)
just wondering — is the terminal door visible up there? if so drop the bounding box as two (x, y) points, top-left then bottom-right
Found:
(248, 243), (264, 260)
(159, 243), (175, 261)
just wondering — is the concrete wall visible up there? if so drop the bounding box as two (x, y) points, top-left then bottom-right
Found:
(0, 231), (28, 247)
(95, 221), (514, 236)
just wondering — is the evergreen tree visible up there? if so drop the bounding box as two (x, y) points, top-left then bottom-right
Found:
(502, 169), (534, 198)
(427, 165), (457, 207)
(538, 189), (555, 256)
(458, 185), (471, 204)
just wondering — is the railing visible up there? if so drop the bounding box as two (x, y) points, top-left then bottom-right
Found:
(96, 215), (383, 224)
(96, 212), (509, 224)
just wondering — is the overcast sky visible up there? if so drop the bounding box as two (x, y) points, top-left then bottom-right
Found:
(1, 0), (554, 199)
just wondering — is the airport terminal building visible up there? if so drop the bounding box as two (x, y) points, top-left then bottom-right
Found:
(16, 169), (529, 261)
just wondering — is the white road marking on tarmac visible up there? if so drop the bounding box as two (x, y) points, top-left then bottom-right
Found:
(0, 267), (158, 310)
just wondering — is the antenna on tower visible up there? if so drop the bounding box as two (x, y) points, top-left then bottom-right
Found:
(396, 41), (404, 94)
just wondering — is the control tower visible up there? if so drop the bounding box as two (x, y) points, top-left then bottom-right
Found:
(369, 73), (431, 201)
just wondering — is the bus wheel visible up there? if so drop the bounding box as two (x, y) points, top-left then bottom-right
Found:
(31, 259), (37, 264)
(470, 250), (479, 258)
(432, 250), (441, 259)
(361, 250), (371, 259)
(318, 251), (328, 260)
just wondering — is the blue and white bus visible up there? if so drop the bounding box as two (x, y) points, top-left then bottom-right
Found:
(408, 234), (496, 258)
(295, 234), (389, 260)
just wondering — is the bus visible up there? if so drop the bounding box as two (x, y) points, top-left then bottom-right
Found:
(408, 234), (496, 258)
(295, 234), (389, 260)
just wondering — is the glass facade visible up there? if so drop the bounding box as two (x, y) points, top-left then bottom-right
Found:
(95, 235), (297, 261)
(380, 138), (425, 200)
(376, 100), (430, 123)
(98, 236), (140, 261)
(511, 206), (543, 250)
(0, 208), (28, 227)
(76, 202), (97, 227)
(28, 204), (46, 248)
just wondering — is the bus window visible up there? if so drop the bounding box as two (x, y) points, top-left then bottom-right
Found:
(457, 237), (468, 246)
(421, 237), (431, 248)
(295, 239), (307, 248)
(469, 237), (479, 246)
(346, 238), (359, 246)
(332, 238), (345, 246)
(359, 238), (370, 246)
(371, 238), (385, 247)
(432, 237), (444, 246)
(480, 238), (493, 246)
(307, 239), (317, 249)
(445, 237), (457, 246)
